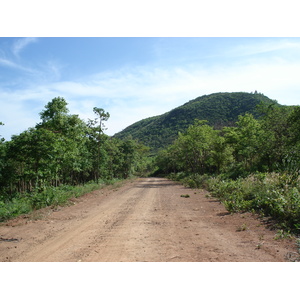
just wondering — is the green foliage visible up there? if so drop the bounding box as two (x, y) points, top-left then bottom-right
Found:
(115, 92), (278, 153)
(223, 113), (267, 173)
(155, 99), (300, 233)
(2, 91), (300, 234)
(0, 121), (4, 143)
(156, 120), (233, 176)
(204, 173), (300, 232)
(0, 197), (31, 222)
(180, 194), (190, 198)
(0, 97), (149, 222)
(0, 180), (119, 221)
(181, 174), (211, 189)
(172, 171), (300, 232)
(28, 181), (109, 210)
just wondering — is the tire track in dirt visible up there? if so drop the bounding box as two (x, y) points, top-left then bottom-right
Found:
(0, 177), (298, 262)
(16, 183), (149, 262)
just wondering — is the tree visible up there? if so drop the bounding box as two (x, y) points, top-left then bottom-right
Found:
(0, 123), (7, 192)
(92, 107), (110, 135)
(287, 106), (300, 145)
(39, 97), (69, 132)
(258, 104), (294, 171)
(38, 97), (93, 185)
(87, 107), (110, 183)
(223, 113), (266, 174)
(179, 120), (220, 173)
(155, 145), (180, 174)
(210, 135), (234, 174)
(0, 122), (4, 142)
(155, 119), (233, 175)
(5, 128), (60, 192)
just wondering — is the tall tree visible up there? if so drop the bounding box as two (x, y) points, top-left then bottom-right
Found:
(39, 97), (69, 132)
(0, 122), (7, 192)
(92, 107), (110, 135)
(223, 113), (266, 174)
(87, 107), (110, 183)
(0, 122), (4, 141)
(258, 104), (294, 171)
(38, 97), (92, 185)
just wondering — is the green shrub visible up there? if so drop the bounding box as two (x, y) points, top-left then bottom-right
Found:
(0, 180), (118, 222)
(202, 172), (300, 232)
(0, 198), (31, 222)
(181, 173), (211, 189)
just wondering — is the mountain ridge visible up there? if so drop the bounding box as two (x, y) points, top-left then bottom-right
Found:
(114, 92), (280, 152)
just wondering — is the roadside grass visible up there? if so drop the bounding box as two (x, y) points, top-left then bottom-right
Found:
(168, 171), (300, 234)
(0, 178), (126, 222)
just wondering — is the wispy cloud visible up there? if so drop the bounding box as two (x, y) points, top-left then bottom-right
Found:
(0, 57), (19, 68)
(0, 39), (38, 74)
(228, 38), (300, 58)
(12, 37), (38, 57)
(28, 59), (300, 135)
(1, 39), (300, 141)
(0, 56), (36, 73)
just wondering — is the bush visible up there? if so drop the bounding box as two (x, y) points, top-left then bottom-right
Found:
(205, 172), (300, 232)
(0, 180), (118, 222)
(29, 182), (108, 210)
(181, 173), (211, 189)
(0, 197), (31, 222)
(167, 171), (300, 232)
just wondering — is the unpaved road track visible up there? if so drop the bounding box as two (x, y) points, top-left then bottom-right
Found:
(0, 177), (298, 262)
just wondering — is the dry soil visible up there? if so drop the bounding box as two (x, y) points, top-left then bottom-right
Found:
(0, 177), (298, 262)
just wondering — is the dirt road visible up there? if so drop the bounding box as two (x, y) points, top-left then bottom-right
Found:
(0, 177), (298, 262)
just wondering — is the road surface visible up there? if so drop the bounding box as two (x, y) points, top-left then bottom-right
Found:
(0, 177), (298, 262)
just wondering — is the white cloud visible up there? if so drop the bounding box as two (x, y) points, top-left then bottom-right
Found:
(1, 50), (300, 141)
(0, 56), (36, 73)
(0, 57), (18, 68)
(227, 39), (300, 60)
(12, 37), (38, 57)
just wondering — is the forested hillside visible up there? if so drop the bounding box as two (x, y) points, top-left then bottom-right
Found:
(155, 103), (300, 233)
(114, 92), (279, 153)
(1, 92), (300, 237)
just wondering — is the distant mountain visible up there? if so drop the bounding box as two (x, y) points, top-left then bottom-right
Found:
(114, 92), (279, 153)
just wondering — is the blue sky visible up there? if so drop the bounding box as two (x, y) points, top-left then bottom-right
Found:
(1, 37), (300, 141)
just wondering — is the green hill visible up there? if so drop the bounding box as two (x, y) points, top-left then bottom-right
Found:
(114, 92), (279, 153)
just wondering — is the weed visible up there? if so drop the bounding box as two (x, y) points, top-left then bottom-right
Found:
(180, 194), (190, 198)
(256, 242), (264, 249)
(274, 229), (292, 240)
(236, 223), (248, 232)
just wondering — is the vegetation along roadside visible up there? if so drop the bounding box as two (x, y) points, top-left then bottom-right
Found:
(154, 98), (300, 236)
(0, 97), (150, 222)
(1, 91), (300, 243)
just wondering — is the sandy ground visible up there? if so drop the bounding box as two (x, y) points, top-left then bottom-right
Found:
(0, 177), (298, 262)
